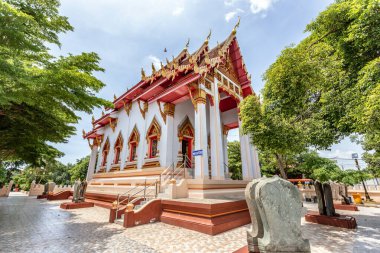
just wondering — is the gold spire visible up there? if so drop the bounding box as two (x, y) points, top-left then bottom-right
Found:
(151, 62), (156, 74)
(141, 67), (146, 80)
(166, 57), (170, 65)
(232, 16), (240, 35)
(184, 38), (190, 50)
(205, 29), (212, 44)
(92, 115), (95, 123)
(82, 129), (86, 137)
(113, 94), (117, 100)
(160, 61), (164, 69)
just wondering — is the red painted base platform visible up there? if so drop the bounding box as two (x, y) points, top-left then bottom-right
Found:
(334, 203), (359, 211)
(60, 201), (94, 209)
(305, 211), (357, 229)
(160, 199), (250, 235)
(47, 191), (72, 201)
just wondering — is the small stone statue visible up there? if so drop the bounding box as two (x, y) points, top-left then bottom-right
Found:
(72, 180), (88, 203)
(79, 180), (87, 201)
(72, 180), (81, 203)
(43, 183), (49, 195)
(245, 176), (310, 253)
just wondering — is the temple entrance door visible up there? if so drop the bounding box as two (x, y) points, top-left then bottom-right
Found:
(181, 138), (192, 168)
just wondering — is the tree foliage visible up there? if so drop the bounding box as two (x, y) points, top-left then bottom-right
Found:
(240, 0), (380, 178)
(0, 0), (111, 165)
(10, 155), (89, 190)
(227, 141), (243, 180)
(68, 156), (90, 182)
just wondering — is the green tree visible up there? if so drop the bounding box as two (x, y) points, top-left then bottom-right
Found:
(240, 0), (380, 178)
(68, 156), (90, 182)
(0, 0), (111, 165)
(227, 141), (242, 180)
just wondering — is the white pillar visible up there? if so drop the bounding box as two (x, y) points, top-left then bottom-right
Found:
(223, 128), (229, 178)
(209, 81), (225, 180)
(239, 120), (253, 180)
(194, 89), (209, 179)
(164, 103), (175, 167)
(86, 145), (98, 181)
(248, 144), (261, 178)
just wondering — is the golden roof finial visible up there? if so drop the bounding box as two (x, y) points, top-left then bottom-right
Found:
(232, 16), (241, 35)
(184, 38), (190, 50)
(82, 129), (86, 137)
(166, 57), (170, 65)
(205, 29), (212, 43)
(160, 61), (164, 69)
(92, 115), (95, 123)
(141, 67), (146, 79)
(101, 111), (105, 116)
(151, 62), (156, 74)
(113, 94), (117, 100)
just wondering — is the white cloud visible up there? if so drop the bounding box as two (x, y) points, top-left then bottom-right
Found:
(225, 11), (237, 22)
(225, 8), (244, 22)
(172, 6), (184, 16)
(249, 0), (277, 14)
(224, 0), (239, 6)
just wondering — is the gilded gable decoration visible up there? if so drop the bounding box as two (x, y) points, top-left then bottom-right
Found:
(178, 116), (194, 142)
(128, 125), (140, 145)
(146, 117), (161, 142)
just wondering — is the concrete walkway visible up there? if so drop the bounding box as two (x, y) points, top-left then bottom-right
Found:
(0, 193), (379, 252)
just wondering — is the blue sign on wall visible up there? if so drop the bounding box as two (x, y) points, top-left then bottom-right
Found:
(192, 150), (203, 156)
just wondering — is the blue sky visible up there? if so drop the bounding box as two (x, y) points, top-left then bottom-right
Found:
(51, 0), (365, 169)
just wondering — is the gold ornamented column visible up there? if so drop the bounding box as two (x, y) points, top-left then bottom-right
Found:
(192, 87), (209, 179)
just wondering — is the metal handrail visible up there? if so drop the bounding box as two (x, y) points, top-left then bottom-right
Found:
(115, 179), (157, 219)
(172, 155), (191, 181)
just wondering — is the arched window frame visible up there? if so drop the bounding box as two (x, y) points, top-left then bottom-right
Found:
(146, 117), (161, 158)
(101, 138), (110, 166)
(113, 132), (124, 164)
(128, 126), (140, 162)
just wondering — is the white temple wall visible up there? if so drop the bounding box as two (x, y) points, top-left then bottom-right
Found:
(172, 100), (195, 162)
(143, 102), (167, 167)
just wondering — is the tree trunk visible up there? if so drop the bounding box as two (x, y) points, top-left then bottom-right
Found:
(323, 183), (335, 217)
(275, 153), (287, 179)
(314, 181), (326, 215)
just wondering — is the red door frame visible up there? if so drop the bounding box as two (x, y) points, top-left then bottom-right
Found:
(182, 137), (193, 162)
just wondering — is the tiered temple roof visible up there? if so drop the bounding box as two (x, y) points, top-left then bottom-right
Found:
(84, 20), (253, 140)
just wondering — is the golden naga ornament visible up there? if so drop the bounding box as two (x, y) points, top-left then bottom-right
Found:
(141, 67), (146, 80)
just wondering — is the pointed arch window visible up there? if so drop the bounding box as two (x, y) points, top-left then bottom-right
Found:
(178, 116), (194, 167)
(101, 138), (110, 166)
(113, 132), (123, 164)
(128, 126), (140, 162)
(146, 117), (161, 158)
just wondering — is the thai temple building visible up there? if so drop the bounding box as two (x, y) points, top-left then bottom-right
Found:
(83, 21), (260, 205)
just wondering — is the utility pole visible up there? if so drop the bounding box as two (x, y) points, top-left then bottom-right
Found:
(352, 153), (371, 201)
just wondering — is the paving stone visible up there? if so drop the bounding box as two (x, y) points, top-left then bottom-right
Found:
(0, 193), (379, 253)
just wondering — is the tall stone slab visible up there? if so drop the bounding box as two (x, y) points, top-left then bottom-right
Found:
(245, 179), (264, 253)
(245, 176), (310, 253)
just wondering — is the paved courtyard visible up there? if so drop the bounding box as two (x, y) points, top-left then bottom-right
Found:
(0, 193), (379, 253)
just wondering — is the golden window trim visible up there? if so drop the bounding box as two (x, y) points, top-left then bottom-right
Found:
(178, 116), (194, 141)
(146, 117), (162, 142)
(128, 125), (140, 145)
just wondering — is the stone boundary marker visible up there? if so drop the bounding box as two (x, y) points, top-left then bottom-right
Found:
(242, 176), (311, 253)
